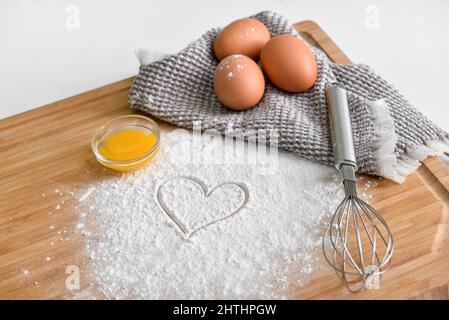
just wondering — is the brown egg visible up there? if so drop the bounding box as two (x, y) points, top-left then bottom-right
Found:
(214, 18), (271, 61)
(260, 34), (317, 93)
(214, 54), (265, 110)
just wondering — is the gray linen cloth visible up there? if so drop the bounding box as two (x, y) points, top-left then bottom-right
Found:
(129, 11), (449, 183)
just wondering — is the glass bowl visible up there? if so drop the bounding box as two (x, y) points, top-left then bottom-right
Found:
(91, 115), (160, 172)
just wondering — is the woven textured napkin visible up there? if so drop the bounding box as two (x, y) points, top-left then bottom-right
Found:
(129, 11), (449, 183)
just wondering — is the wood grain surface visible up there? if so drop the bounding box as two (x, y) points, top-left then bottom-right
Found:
(1, 20), (448, 300)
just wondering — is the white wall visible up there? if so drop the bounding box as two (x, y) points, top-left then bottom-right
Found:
(1, 0), (448, 131)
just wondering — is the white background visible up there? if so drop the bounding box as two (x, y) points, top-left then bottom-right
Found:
(1, 0), (448, 131)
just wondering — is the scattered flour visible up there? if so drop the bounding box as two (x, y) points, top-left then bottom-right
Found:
(71, 128), (345, 299)
(78, 187), (95, 203)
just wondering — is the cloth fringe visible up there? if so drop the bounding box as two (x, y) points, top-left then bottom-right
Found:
(369, 99), (399, 181)
(370, 98), (449, 183)
(135, 49), (167, 66)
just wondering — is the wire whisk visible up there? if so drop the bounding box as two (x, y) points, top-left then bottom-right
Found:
(322, 86), (394, 292)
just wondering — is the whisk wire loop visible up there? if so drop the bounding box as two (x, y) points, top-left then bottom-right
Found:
(323, 86), (394, 292)
(323, 178), (394, 292)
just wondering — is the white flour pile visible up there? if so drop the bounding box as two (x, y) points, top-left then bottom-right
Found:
(72, 128), (345, 299)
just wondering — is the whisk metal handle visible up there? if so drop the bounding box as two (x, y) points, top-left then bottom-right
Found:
(326, 86), (357, 172)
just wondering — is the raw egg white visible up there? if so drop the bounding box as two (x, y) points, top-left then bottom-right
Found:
(214, 54), (265, 110)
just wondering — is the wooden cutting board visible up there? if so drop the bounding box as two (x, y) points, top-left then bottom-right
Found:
(1, 20), (448, 300)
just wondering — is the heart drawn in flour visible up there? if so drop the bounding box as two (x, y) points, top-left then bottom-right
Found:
(156, 176), (249, 237)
